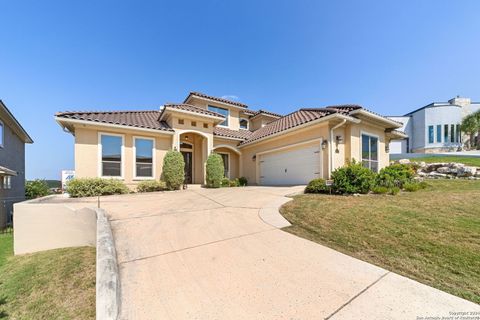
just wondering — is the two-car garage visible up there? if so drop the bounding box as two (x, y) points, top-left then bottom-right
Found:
(258, 142), (322, 185)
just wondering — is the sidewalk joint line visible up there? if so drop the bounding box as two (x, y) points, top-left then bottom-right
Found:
(324, 271), (390, 320)
(119, 228), (276, 265)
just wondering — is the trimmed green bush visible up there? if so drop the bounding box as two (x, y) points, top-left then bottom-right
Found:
(206, 153), (224, 188)
(66, 178), (129, 198)
(331, 160), (376, 194)
(376, 164), (415, 189)
(221, 177), (230, 187)
(229, 179), (240, 187)
(389, 186), (400, 195)
(162, 150), (185, 190)
(372, 186), (389, 194)
(25, 179), (51, 199)
(403, 181), (429, 192)
(305, 179), (328, 194)
(238, 177), (248, 186)
(137, 180), (167, 192)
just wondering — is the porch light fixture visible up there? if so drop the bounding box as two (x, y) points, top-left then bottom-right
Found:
(252, 155), (257, 161)
(336, 135), (343, 143)
(185, 135), (189, 141)
(321, 140), (328, 149)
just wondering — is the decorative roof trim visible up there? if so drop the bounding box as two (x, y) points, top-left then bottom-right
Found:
(159, 105), (225, 122)
(349, 109), (403, 127)
(0, 100), (33, 143)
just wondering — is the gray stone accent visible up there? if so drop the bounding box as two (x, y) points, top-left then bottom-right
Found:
(96, 208), (120, 320)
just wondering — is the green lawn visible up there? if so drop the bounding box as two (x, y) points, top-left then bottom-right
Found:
(396, 155), (480, 167)
(280, 179), (480, 304)
(0, 234), (95, 319)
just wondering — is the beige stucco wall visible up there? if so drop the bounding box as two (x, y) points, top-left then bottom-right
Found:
(188, 97), (242, 131)
(240, 123), (330, 184)
(13, 199), (96, 255)
(74, 125), (173, 188)
(239, 120), (392, 185)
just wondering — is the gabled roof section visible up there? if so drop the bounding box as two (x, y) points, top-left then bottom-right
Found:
(55, 110), (173, 132)
(240, 108), (341, 145)
(249, 109), (282, 119)
(159, 103), (225, 120)
(0, 100), (33, 143)
(214, 127), (253, 140)
(184, 92), (248, 108)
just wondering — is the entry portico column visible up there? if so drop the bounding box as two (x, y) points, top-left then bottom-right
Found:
(172, 132), (180, 151)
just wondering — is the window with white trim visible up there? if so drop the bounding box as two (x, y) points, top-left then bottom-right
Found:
(361, 134), (379, 172)
(2, 176), (11, 189)
(428, 126), (434, 144)
(134, 137), (154, 178)
(208, 105), (229, 126)
(100, 134), (123, 177)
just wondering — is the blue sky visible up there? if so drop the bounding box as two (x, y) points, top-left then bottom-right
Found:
(1, 0), (479, 179)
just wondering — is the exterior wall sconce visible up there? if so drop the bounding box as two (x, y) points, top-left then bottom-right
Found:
(336, 135), (343, 143)
(252, 155), (257, 161)
(321, 140), (328, 149)
(385, 143), (390, 153)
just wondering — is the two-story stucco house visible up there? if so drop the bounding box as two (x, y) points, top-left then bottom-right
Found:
(55, 92), (405, 187)
(0, 100), (33, 228)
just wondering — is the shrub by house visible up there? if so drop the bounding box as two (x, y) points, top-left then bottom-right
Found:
(66, 178), (129, 198)
(206, 153), (224, 188)
(162, 150), (185, 190)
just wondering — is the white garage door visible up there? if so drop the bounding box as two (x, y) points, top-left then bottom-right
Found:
(259, 144), (321, 185)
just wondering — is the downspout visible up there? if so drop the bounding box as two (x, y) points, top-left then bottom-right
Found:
(329, 119), (347, 178)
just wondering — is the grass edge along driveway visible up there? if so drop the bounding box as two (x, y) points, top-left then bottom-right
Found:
(280, 179), (480, 304)
(0, 233), (95, 319)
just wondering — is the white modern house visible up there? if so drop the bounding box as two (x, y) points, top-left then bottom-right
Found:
(389, 97), (480, 154)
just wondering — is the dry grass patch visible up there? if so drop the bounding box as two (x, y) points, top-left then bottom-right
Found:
(0, 234), (95, 319)
(280, 179), (480, 304)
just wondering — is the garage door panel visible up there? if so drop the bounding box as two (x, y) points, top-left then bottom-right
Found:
(259, 144), (321, 185)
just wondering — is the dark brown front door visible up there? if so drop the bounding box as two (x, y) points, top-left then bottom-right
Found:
(182, 151), (193, 184)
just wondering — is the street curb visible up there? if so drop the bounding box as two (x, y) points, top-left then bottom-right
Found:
(96, 208), (120, 320)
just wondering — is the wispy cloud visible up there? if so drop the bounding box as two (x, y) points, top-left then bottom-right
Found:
(221, 95), (239, 101)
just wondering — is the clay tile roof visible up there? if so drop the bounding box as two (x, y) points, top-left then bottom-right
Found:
(214, 127), (253, 140)
(185, 92), (248, 108)
(241, 108), (339, 145)
(55, 110), (173, 131)
(163, 104), (225, 118)
(324, 104), (363, 113)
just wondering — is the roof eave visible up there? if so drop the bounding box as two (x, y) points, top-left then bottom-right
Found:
(162, 106), (226, 124)
(0, 100), (34, 143)
(349, 109), (403, 128)
(185, 94), (248, 109)
(54, 117), (175, 135)
(239, 113), (360, 148)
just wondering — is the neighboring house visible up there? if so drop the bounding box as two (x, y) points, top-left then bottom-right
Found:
(0, 100), (33, 228)
(388, 96), (480, 154)
(55, 91), (405, 187)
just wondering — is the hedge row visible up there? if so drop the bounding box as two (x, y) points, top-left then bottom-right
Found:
(305, 160), (427, 195)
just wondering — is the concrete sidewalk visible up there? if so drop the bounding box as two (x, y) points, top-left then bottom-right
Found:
(95, 186), (479, 319)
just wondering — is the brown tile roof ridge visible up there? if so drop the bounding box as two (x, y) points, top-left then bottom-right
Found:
(56, 110), (173, 131)
(213, 127), (253, 140)
(162, 103), (226, 118)
(184, 91), (248, 108)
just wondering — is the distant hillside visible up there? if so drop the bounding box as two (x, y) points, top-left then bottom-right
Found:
(27, 180), (62, 188)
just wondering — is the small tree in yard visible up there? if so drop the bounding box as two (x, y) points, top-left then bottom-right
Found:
(162, 150), (185, 190)
(461, 111), (480, 149)
(25, 179), (51, 199)
(206, 153), (224, 188)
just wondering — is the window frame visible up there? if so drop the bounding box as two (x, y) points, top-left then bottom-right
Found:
(444, 124), (449, 143)
(217, 152), (230, 178)
(450, 124), (455, 143)
(0, 120), (5, 148)
(133, 136), (156, 180)
(428, 125), (434, 144)
(239, 117), (249, 130)
(98, 132), (125, 179)
(436, 125), (442, 143)
(360, 131), (380, 173)
(208, 105), (229, 127)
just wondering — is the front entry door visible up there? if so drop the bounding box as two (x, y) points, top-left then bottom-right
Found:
(182, 151), (193, 184)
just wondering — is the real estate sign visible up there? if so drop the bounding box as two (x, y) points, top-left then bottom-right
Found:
(61, 170), (75, 192)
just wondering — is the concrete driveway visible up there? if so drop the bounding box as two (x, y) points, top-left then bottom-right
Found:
(98, 186), (479, 319)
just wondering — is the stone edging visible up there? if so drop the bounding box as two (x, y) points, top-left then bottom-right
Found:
(96, 208), (120, 320)
(259, 190), (304, 228)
